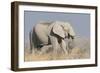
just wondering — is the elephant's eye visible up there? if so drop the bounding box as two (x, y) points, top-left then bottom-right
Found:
(61, 26), (67, 31)
(64, 28), (68, 31)
(61, 25), (68, 31)
(61, 25), (64, 29)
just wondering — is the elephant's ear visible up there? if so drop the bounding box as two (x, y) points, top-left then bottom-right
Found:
(53, 24), (65, 38)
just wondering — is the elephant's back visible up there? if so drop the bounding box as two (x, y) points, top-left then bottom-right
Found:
(35, 23), (49, 44)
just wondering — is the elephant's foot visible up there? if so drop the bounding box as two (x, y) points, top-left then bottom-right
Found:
(68, 49), (72, 54)
(29, 49), (35, 54)
(62, 48), (69, 55)
(64, 51), (69, 56)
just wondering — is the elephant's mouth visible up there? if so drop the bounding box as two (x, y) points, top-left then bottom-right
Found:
(66, 33), (74, 39)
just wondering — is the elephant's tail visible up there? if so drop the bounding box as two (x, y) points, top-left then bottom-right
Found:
(29, 30), (33, 54)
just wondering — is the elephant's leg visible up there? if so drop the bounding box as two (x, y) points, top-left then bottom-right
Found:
(40, 45), (52, 54)
(61, 40), (68, 55)
(50, 36), (59, 56)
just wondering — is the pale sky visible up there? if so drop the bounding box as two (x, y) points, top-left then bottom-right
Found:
(24, 11), (90, 44)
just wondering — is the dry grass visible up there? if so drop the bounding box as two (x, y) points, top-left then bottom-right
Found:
(24, 37), (90, 61)
(24, 47), (90, 61)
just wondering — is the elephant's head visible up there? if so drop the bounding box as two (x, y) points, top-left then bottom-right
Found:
(52, 21), (75, 39)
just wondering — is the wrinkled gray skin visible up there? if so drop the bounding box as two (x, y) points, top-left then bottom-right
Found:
(29, 21), (75, 55)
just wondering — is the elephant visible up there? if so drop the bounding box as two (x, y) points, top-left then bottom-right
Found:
(29, 21), (75, 55)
